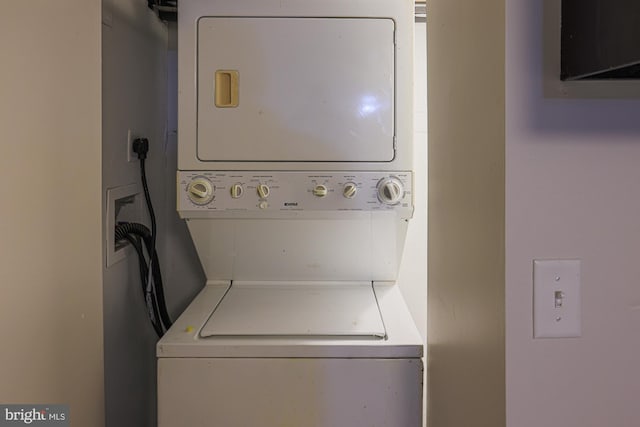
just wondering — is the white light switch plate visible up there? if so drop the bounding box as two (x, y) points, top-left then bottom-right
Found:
(533, 259), (581, 338)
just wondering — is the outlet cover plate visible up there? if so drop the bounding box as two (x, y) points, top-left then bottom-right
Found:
(106, 183), (142, 267)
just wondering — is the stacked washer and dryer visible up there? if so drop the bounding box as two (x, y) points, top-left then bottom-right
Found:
(157, 0), (423, 425)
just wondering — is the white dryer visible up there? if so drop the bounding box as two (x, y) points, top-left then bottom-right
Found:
(158, 1), (422, 426)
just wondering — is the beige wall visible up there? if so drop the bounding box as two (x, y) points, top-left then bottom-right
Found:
(506, 1), (640, 426)
(426, 0), (505, 426)
(0, 2), (104, 426)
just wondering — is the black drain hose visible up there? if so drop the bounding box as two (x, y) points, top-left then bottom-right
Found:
(115, 222), (172, 336)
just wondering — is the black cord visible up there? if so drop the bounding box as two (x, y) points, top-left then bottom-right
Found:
(124, 233), (163, 337)
(124, 234), (148, 295)
(121, 138), (173, 336)
(132, 139), (156, 261)
(140, 158), (157, 274)
(137, 154), (169, 333)
(115, 222), (173, 335)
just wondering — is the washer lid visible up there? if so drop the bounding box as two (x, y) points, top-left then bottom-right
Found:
(200, 282), (386, 339)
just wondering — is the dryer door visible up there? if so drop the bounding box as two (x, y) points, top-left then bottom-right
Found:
(196, 17), (395, 162)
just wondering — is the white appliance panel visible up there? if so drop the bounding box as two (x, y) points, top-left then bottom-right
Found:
(178, 170), (414, 218)
(197, 18), (395, 162)
(185, 215), (405, 282)
(158, 358), (423, 427)
(200, 282), (386, 338)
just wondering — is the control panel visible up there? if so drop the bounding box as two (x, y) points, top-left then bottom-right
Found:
(178, 171), (413, 217)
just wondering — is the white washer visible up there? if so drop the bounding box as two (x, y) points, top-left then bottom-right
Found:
(158, 1), (422, 426)
(158, 282), (422, 426)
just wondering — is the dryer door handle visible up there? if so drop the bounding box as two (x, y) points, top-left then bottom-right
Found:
(214, 70), (239, 108)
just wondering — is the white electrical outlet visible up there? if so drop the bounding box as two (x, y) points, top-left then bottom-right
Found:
(533, 259), (581, 338)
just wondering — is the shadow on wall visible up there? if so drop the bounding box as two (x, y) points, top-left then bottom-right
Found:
(162, 128), (207, 317)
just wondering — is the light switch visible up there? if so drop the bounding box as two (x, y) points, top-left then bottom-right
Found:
(533, 259), (581, 338)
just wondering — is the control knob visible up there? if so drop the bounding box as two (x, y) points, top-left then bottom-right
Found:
(377, 177), (404, 205)
(257, 183), (270, 199)
(343, 182), (358, 199)
(312, 184), (328, 198)
(187, 177), (214, 205)
(230, 183), (244, 199)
